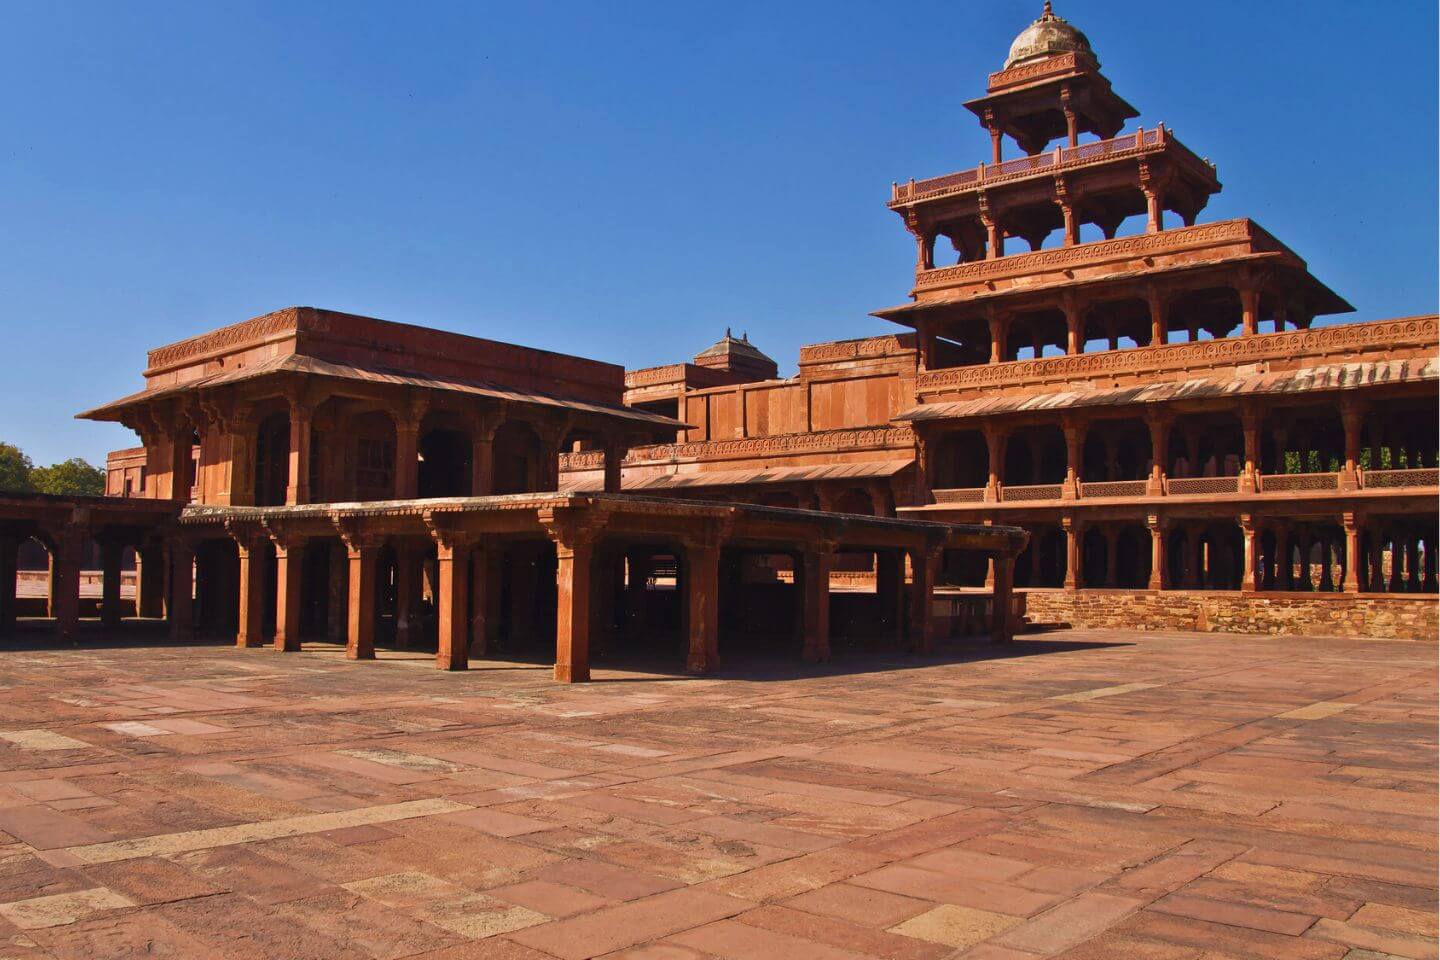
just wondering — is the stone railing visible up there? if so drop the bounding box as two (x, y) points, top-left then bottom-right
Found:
(913, 218), (1267, 292)
(1261, 472), (1337, 493)
(1080, 480), (1150, 499)
(1000, 483), (1065, 502)
(891, 127), (1194, 206)
(932, 487), (986, 504)
(1167, 476), (1240, 496)
(1364, 467), (1440, 489)
(916, 315), (1439, 396)
(926, 467), (1439, 508)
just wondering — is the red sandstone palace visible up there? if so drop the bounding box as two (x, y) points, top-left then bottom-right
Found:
(2, 4), (1434, 670)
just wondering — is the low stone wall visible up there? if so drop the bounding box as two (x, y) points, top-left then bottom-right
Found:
(1020, 589), (1437, 641)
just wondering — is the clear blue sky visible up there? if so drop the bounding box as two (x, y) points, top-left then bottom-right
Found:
(2, 0), (1435, 467)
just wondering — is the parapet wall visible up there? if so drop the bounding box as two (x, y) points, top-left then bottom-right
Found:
(1020, 589), (1437, 642)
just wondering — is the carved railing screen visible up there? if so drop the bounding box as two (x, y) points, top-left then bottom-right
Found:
(1167, 476), (1239, 496)
(932, 487), (986, 504)
(1001, 483), (1065, 502)
(1261, 473), (1338, 493)
(1080, 480), (1149, 499)
(1364, 468), (1440, 489)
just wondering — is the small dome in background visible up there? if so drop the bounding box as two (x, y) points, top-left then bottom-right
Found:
(1004, 1), (1094, 69)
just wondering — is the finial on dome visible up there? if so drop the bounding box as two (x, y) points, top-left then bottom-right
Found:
(1003, 1), (1093, 69)
(725, 326), (732, 338)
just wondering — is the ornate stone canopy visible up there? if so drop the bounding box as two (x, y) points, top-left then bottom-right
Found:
(1004, 1), (1094, 69)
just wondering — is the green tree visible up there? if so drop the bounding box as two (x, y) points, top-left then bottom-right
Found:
(0, 443), (35, 492)
(31, 458), (104, 497)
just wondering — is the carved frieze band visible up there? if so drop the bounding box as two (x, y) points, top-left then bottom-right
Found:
(147, 310), (309, 371)
(798, 335), (915, 364)
(558, 426), (917, 473)
(916, 317), (1439, 394)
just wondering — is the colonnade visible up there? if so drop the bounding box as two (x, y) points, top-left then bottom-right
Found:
(999, 511), (1438, 595)
(922, 395), (1438, 503)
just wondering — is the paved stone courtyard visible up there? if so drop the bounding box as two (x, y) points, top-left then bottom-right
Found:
(0, 629), (1432, 960)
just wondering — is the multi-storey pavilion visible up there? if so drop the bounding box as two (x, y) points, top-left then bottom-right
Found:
(1, 307), (1025, 681)
(548, 4), (1437, 639)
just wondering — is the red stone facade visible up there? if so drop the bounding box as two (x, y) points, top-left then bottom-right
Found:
(93, 6), (1438, 643)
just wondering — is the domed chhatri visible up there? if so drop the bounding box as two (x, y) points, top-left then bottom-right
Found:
(1004, 1), (1094, 69)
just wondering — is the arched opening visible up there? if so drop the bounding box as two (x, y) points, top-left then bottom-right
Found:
(15, 536), (53, 622)
(932, 430), (989, 491)
(194, 538), (240, 637)
(830, 488), (874, 516)
(492, 421), (545, 495)
(1004, 426), (1066, 486)
(254, 412), (290, 506)
(1168, 413), (1243, 479)
(1016, 523), (1065, 588)
(418, 429), (472, 498)
(1082, 419), (1152, 485)
(1080, 297), (1150, 352)
(1166, 287), (1243, 343)
(350, 411), (398, 501)
(1264, 407), (1344, 476)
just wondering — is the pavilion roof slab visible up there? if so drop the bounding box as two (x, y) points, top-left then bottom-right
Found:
(895, 357), (1438, 425)
(873, 252), (1352, 325)
(77, 354), (687, 433)
(178, 492), (1027, 555)
(560, 459), (913, 494)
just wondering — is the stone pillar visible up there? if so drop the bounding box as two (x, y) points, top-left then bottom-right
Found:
(912, 430), (933, 506)
(52, 525), (83, 640)
(1240, 406), (1261, 493)
(0, 537), (17, 635)
(1406, 538), (1421, 592)
(343, 535), (379, 660)
(1146, 414), (1170, 495)
(1319, 540), (1335, 593)
(469, 413), (501, 497)
(991, 552), (1015, 644)
(906, 545), (939, 654)
(984, 427), (1006, 502)
(1063, 295), (1082, 355)
(1367, 532), (1384, 594)
(285, 399), (312, 506)
(982, 215), (1002, 260)
(603, 442), (624, 494)
(1062, 419), (1084, 499)
(434, 531), (471, 671)
(552, 528), (594, 683)
(227, 411), (257, 506)
(394, 418), (421, 501)
(137, 543), (165, 618)
(800, 543), (834, 663)
(684, 535), (722, 674)
(1062, 515), (1081, 590)
(169, 538), (195, 641)
(1340, 401), (1364, 491)
(99, 540), (124, 628)
(1342, 513), (1361, 593)
(988, 120), (1002, 165)
(272, 534), (304, 652)
(1239, 515), (1258, 592)
(1189, 529), (1206, 589)
(987, 312), (1007, 364)
(233, 532), (267, 648)
(1147, 515), (1167, 590)
(1147, 289), (1168, 346)
(1238, 283), (1260, 337)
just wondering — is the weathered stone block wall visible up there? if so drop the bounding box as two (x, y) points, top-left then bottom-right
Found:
(1020, 589), (1437, 641)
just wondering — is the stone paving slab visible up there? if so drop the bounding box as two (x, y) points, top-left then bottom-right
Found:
(0, 628), (1431, 958)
